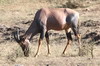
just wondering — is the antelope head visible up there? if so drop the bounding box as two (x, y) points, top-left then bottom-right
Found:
(14, 28), (30, 57)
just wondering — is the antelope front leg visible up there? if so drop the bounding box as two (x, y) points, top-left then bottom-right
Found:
(34, 39), (42, 57)
(45, 31), (50, 56)
(34, 25), (46, 57)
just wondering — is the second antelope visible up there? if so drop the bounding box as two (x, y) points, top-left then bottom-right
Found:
(14, 8), (81, 57)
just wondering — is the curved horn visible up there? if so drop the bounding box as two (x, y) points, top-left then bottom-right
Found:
(14, 28), (20, 43)
(16, 28), (20, 40)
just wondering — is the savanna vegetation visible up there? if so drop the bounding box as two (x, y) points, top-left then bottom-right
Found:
(0, 0), (100, 66)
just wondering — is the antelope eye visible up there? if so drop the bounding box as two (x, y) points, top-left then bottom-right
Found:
(20, 37), (25, 41)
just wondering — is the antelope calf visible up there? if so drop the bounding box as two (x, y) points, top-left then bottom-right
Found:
(14, 8), (81, 57)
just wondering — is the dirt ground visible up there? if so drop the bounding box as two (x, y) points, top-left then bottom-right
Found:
(0, 0), (100, 66)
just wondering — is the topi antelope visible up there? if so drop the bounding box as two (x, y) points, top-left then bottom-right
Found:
(14, 8), (81, 57)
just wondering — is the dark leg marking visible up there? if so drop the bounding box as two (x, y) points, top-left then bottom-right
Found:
(45, 31), (50, 55)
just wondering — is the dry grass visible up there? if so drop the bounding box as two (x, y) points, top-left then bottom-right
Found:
(0, 0), (100, 66)
(0, 41), (100, 66)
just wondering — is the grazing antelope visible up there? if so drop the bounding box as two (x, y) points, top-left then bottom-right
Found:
(14, 8), (81, 57)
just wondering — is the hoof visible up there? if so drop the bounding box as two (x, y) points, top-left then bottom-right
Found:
(46, 53), (51, 57)
(61, 53), (66, 57)
(34, 54), (39, 57)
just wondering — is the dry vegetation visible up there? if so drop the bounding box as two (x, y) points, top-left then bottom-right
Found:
(0, 0), (100, 66)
